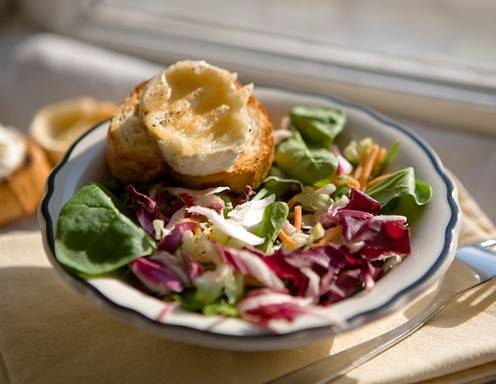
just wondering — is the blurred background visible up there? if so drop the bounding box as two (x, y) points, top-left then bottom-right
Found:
(1, 0), (496, 221)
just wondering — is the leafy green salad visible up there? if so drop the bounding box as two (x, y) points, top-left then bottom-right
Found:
(55, 106), (432, 329)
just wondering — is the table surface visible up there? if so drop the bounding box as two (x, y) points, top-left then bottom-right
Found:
(0, 15), (495, 384)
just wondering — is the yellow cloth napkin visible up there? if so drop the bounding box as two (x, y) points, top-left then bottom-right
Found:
(0, 179), (495, 384)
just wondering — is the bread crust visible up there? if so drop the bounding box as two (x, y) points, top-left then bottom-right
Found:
(106, 82), (167, 185)
(106, 80), (274, 192)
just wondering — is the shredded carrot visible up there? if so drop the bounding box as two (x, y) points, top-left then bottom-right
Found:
(369, 147), (386, 180)
(331, 175), (361, 189)
(374, 147), (387, 170)
(331, 176), (344, 186)
(353, 165), (363, 180)
(359, 144), (380, 188)
(359, 147), (369, 167)
(318, 226), (342, 245)
(278, 230), (298, 250)
(346, 176), (361, 189)
(293, 205), (302, 231)
(366, 172), (392, 189)
(287, 193), (302, 209)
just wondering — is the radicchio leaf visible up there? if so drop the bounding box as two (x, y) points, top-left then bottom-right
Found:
(238, 185), (256, 205)
(263, 250), (309, 296)
(237, 288), (313, 328)
(131, 257), (184, 295)
(334, 209), (375, 240)
(333, 145), (353, 176)
(158, 220), (199, 253)
(355, 217), (411, 256)
(346, 188), (380, 214)
(126, 185), (157, 212)
(126, 185), (158, 237)
(263, 245), (350, 298)
(217, 245), (285, 290)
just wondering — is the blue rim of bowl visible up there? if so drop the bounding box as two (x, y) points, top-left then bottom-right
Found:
(40, 85), (460, 341)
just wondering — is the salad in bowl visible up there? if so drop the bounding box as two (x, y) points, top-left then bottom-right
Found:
(53, 61), (433, 332)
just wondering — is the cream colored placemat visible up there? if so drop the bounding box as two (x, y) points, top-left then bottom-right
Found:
(0, 178), (495, 384)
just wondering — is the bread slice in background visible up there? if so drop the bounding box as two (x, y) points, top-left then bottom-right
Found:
(0, 140), (51, 226)
(106, 80), (273, 192)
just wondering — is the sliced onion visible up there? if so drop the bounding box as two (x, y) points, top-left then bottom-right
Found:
(228, 194), (276, 228)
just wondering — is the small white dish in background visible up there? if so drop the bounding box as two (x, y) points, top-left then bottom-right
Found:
(38, 87), (460, 351)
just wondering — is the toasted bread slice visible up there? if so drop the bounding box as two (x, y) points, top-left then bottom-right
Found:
(107, 82), (167, 185)
(169, 94), (274, 192)
(106, 80), (273, 192)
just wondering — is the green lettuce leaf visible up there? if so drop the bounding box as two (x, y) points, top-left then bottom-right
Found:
(193, 265), (244, 305)
(253, 175), (304, 200)
(55, 183), (156, 275)
(331, 176), (352, 199)
(290, 106), (346, 148)
(275, 134), (338, 186)
(203, 302), (240, 317)
(174, 267), (243, 316)
(254, 201), (289, 253)
(220, 195), (234, 218)
(268, 166), (288, 178)
(290, 186), (333, 212)
(173, 290), (204, 311)
(174, 292), (240, 317)
(366, 167), (432, 222)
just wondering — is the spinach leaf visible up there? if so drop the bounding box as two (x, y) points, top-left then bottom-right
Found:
(290, 106), (346, 148)
(268, 166), (288, 178)
(55, 183), (156, 275)
(275, 134), (338, 186)
(254, 202), (289, 253)
(253, 175), (304, 200)
(366, 167), (432, 222)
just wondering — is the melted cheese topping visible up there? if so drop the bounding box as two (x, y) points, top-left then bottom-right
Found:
(140, 60), (254, 175)
(0, 124), (26, 179)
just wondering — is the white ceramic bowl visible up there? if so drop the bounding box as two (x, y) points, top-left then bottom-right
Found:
(39, 86), (461, 351)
